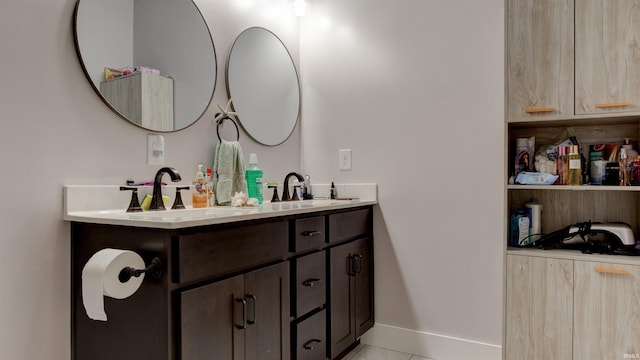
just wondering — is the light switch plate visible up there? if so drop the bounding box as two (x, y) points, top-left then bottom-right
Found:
(339, 149), (352, 170)
(148, 134), (165, 165)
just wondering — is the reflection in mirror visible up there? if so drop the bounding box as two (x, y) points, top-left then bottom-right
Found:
(73, 0), (217, 132)
(227, 27), (300, 146)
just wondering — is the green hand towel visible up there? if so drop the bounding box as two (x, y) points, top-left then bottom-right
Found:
(213, 140), (247, 206)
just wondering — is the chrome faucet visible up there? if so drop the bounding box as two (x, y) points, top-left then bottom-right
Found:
(150, 167), (182, 210)
(281, 172), (305, 201)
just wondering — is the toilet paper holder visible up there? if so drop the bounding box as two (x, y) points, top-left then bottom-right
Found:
(118, 257), (163, 283)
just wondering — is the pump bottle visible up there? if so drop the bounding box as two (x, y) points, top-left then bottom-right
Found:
(245, 154), (263, 204)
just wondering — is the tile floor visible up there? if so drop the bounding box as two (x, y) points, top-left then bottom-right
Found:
(342, 344), (433, 360)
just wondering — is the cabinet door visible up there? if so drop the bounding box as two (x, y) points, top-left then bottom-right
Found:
(354, 238), (373, 338)
(180, 275), (245, 360)
(576, 0), (640, 115)
(244, 262), (291, 360)
(329, 242), (356, 359)
(506, 0), (574, 121)
(505, 255), (573, 360)
(574, 261), (640, 360)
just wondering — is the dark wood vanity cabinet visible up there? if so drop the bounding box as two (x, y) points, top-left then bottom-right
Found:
(325, 208), (374, 359)
(180, 262), (290, 360)
(70, 206), (373, 360)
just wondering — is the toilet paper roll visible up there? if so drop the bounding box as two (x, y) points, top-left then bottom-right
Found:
(82, 248), (146, 321)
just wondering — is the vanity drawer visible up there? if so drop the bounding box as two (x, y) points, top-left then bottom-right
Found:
(294, 309), (327, 360)
(292, 216), (326, 252)
(293, 251), (326, 317)
(328, 208), (371, 244)
(175, 221), (288, 283)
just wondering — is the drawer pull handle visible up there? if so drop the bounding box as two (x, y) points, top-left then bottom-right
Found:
(594, 267), (630, 275)
(303, 339), (322, 350)
(234, 298), (247, 329)
(302, 230), (322, 237)
(303, 278), (322, 287)
(524, 107), (556, 113)
(595, 102), (631, 108)
(246, 294), (257, 325)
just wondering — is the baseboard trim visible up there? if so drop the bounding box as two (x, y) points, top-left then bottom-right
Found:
(360, 324), (501, 360)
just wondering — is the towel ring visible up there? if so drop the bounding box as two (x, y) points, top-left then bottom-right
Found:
(216, 114), (240, 142)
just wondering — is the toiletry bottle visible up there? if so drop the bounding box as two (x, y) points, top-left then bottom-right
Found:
(567, 145), (582, 185)
(245, 153), (263, 204)
(206, 167), (214, 206)
(620, 147), (629, 186)
(330, 182), (337, 199)
(524, 198), (543, 243)
(510, 208), (530, 246)
(192, 164), (207, 208)
(556, 146), (567, 185)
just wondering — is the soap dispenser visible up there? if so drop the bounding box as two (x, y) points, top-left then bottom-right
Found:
(193, 164), (207, 208)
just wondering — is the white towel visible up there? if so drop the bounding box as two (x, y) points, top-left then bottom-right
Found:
(213, 140), (247, 206)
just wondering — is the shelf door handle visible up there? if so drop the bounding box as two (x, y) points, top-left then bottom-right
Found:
(594, 267), (630, 275)
(302, 278), (322, 287)
(246, 294), (257, 325)
(234, 297), (247, 329)
(524, 107), (557, 114)
(302, 230), (322, 237)
(595, 101), (631, 108)
(303, 339), (322, 350)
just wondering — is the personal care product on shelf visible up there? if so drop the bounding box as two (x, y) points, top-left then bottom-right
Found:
(524, 198), (543, 242)
(620, 147), (629, 186)
(567, 145), (582, 185)
(556, 146), (568, 185)
(510, 208), (530, 246)
(514, 136), (535, 176)
(245, 154), (263, 204)
(192, 164), (207, 208)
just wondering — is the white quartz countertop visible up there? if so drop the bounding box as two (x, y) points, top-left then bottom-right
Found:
(63, 184), (377, 229)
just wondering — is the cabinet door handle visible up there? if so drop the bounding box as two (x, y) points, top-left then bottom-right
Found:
(594, 267), (630, 275)
(348, 255), (357, 276)
(234, 297), (247, 329)
(303, 339), (322, 350)
(524, 107), (556, 113)
(246, 294), (257, 325)
(302, 278), (322, 287)
(302, 230), (322, 237)
(595, 101), (631, 108)
(354, 254), (363, 274)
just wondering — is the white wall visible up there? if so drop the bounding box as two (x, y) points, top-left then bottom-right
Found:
(0, 0), (300, 359)
(300, 0), (505, 356)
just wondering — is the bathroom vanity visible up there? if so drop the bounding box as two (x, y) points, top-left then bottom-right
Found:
(66, 188), (375, 360)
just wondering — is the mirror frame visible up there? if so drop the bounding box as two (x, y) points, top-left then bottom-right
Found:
(226, 27), (301, 146)
(72, 0), (217, 132)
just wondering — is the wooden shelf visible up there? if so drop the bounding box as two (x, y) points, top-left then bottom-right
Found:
(507, 184), (640, 192)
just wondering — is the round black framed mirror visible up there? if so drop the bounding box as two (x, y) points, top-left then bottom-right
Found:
(73, 0), (217, 132)
(226, 27), (300, 146)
